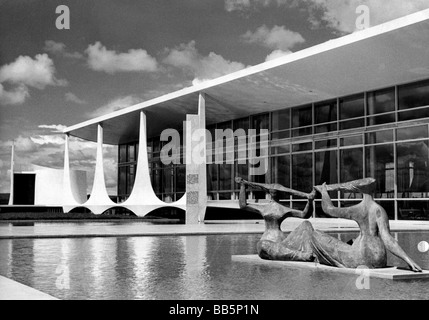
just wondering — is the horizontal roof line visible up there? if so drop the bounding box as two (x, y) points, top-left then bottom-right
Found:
(64, 8), (429, 134)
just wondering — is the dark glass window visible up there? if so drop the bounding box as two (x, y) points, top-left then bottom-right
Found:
(272, 109), (290, 132)
(367, 87), (396, 126)
(233, 117), (249, 132)
(292, 127), (312, 137)
(340, 94), (364, 130)
(292, 153), (313, 196)
(291, 104), (312, 136)
(128, 144), (135, 163)
(252, 113), (269, 131)
(314, 99), (337, 133)
(175, 166), (186, 193)
(162, 167), (173, 194)
(340, 135), (363, 147)
(396, 125), (428, 141)
(315, 139), (337, 150)
(292, 105), (312, 128)
(135, 143), (139, 161)
(271, 144), (290, 155)
(340, 148), (363, 198)
(398, 201), (429, 220)
(118, 166), (127, 195)
(340, 118), (365, 130)
(147, 141), (153, 160)
(152, 168), (162, 195)
(398, 81), (429, 121)
(365, 144), (394, 198)
(207, 164), (218, 191)
(396, 140), (429, 198)
(271, 155), (290, 193)
(219, 164), (232, 191)
(340, 94), (364, 119)
(378, 201), (395, 220)
(119, 145), (127, 163)
(365, 130), (393, 144)
(315, 150), (338, 199)
(271, 130), (290, 140)
(127, 165), (135, 194)
(292, 142), (312, 152)
(315, 150), (338, 186)
(314, 101), (337, 123)
(367, 87), (395, 115)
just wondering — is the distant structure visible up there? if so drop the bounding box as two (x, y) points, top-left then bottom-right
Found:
(7, 145), (87, 207)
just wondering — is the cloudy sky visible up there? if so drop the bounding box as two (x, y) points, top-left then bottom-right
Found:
(0, 0), (428, 195)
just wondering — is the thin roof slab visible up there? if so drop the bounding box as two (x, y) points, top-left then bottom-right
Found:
(65, 9), (429, 145)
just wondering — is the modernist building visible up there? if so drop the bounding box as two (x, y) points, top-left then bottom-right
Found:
(62, 10), (429, 223)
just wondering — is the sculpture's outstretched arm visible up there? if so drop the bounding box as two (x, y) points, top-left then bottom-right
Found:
(376, 206), (422, 272)
(288, 189), (316, 219)
(315, 183), (354, 220)
(237, 178), (265, 214)
(236, 178), (310, 199)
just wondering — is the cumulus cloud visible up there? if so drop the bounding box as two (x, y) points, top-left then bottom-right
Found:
(242, 25), (304, 60)
(225, 0), (429, 33)
(85, 42), (159, 74)
(88, 95), (141, 118)
(65, 92), (87, 105)
(163, 40), (247, 85)
(38, 124), (67, 133)
(44, 40), (83, 59)
(0, 84), (29, 105)
(265, 49), (293, 61)
(242, 25), (305, 50)
(0, 54), (67, 89)
(0, 54), (67, 105)
(303, 0), (429, 33)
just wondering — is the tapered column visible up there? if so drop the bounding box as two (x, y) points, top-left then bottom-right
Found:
(185, 93), (207, 224)
(62, 134), (77, 212)
(124, 112), (163, 208)
(8, 143), (14, 205)
(85, 123), (115, 214)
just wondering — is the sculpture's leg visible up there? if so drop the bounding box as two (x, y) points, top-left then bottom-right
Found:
(310, 230), (353, 268)
(281, 220), (315, 253)
(257, 240), (314, 262)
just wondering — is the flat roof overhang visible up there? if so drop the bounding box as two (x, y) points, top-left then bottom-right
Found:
(64, 9), (429, 145)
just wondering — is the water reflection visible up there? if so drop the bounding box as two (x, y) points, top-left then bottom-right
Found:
(0, 232), (428, 300)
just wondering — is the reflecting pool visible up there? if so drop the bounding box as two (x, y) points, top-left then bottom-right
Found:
(0, 229), (428, 300)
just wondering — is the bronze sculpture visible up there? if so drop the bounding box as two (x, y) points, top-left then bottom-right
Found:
(236, 177), (316, 262)
(312, 179), (422, 272)
(236, 176), (423, 272)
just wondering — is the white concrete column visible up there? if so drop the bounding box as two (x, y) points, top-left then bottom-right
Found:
(85, 123), (115, 214)
(8, 143), (14, 205)
(62, 134), (78, 213)
(185, 93), (208, 224)
(124, 111), (164, 211)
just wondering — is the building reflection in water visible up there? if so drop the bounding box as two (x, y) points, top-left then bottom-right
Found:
(0, 240), (13, 278)
(180, 235), (209, 299)
(89, 237), (118, 298)
(11, 239), (34, 288)
(127, 237), (154, 299)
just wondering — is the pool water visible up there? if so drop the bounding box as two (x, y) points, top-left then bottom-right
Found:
(0, 230), (428, 300)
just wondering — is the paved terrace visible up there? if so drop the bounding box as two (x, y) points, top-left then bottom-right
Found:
(1, 218), (429, 239)
(0, 276), (58, 300)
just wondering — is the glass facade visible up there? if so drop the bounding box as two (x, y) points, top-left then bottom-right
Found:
(118, 79), (429, 220)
